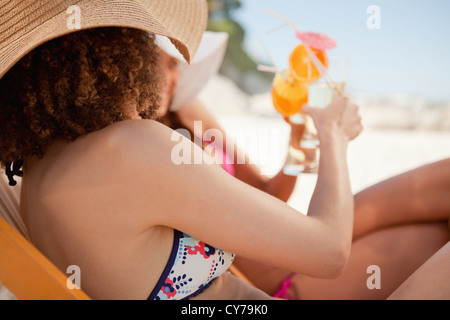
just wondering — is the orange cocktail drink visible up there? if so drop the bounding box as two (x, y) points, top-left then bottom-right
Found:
(271, 44), (328, 117)
(271, 70), (308, 117)
(271, 44), (329, 174)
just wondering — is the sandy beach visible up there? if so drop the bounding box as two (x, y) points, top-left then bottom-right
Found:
(198, 74), (450, 214)
(2, 74), (450, 300)
(210, 113), (450, 215)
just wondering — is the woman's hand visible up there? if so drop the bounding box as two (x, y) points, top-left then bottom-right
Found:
(283, 115), (306, 149)
(303, 96), (363, 143)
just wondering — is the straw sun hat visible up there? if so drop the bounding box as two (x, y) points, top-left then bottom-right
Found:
(0, 0), (208, 80)
(156, 31), (229, 111)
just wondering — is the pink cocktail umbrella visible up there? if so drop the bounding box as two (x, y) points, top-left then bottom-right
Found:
(263, 8), (343, 95)
(295, 31), (337, 51)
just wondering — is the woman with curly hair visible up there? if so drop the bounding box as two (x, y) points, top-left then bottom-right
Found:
(0, 28), (160, 166)
(0, 0), (448, 300)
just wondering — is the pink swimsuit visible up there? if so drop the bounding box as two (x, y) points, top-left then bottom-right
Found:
(272, 273), (296, 300)
(209, 142), (234, 176)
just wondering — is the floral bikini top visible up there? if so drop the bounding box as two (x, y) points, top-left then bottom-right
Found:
(147, 230), (235, 300)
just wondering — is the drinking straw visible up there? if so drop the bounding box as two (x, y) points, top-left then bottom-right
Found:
(262, 8), (343, 96)
(255, 33), (281, 74)
(262, 8), (299, 36)
(257, 65), (279, 73)
(303, 43), (344, 96)
(266, 22), (290, 35)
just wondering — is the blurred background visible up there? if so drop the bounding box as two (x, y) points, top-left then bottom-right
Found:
(208, 0), (450, 102)
(1, 0), (450, 300)
(200, 0), (450, 213)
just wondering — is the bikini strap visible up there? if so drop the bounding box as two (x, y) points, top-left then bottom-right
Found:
(272, 272), (296, 300)
(5, 160), (24, 186)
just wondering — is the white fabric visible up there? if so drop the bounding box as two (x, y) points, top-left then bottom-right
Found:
(0, 171), (30, 240)
(156, 31), (229, 111)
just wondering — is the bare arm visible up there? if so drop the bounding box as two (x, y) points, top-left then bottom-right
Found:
(109, 96), (361, 279)
(176, 99), (298, 202)
(303, 97), (362, 256)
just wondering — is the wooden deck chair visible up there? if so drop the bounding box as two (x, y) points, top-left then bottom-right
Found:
(0, 214), (253, 300)
(0, 173), (251, 300)
(0, 216), (90, 300)
(228, 264), (255, 287)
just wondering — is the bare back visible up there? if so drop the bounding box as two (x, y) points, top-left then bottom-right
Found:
(20, 120), (270, 300)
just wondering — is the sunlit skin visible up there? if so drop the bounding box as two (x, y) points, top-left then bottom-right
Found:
(19, 46), (449, 300)
(157, 51), (450, 300)
(9, 0), (448, 301)
(157, 50), (300, 202)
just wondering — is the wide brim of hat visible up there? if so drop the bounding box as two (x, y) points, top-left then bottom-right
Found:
(0, 0), (208, 80)
(167, 32), (229, 111)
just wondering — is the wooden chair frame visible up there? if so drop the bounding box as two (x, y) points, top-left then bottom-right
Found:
(0, 216), (90, 300)
(0, 214), (255, 300)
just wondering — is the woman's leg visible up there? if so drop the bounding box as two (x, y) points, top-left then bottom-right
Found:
(387, 241), (450, 300)
(231, 257), (294, 298)
(292, 222), (449, 300)
(289, 158), (450, 299)
(353, 158), (450, 239)
(234, 159), (450, 298)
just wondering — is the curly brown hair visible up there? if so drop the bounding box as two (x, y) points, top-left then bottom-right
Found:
(0, 27), (161, 167)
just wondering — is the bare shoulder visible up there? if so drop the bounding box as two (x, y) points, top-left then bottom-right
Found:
(73, 119), (181, 172)
(92, 119), (175, 153)
(41, 120), (180, 222)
